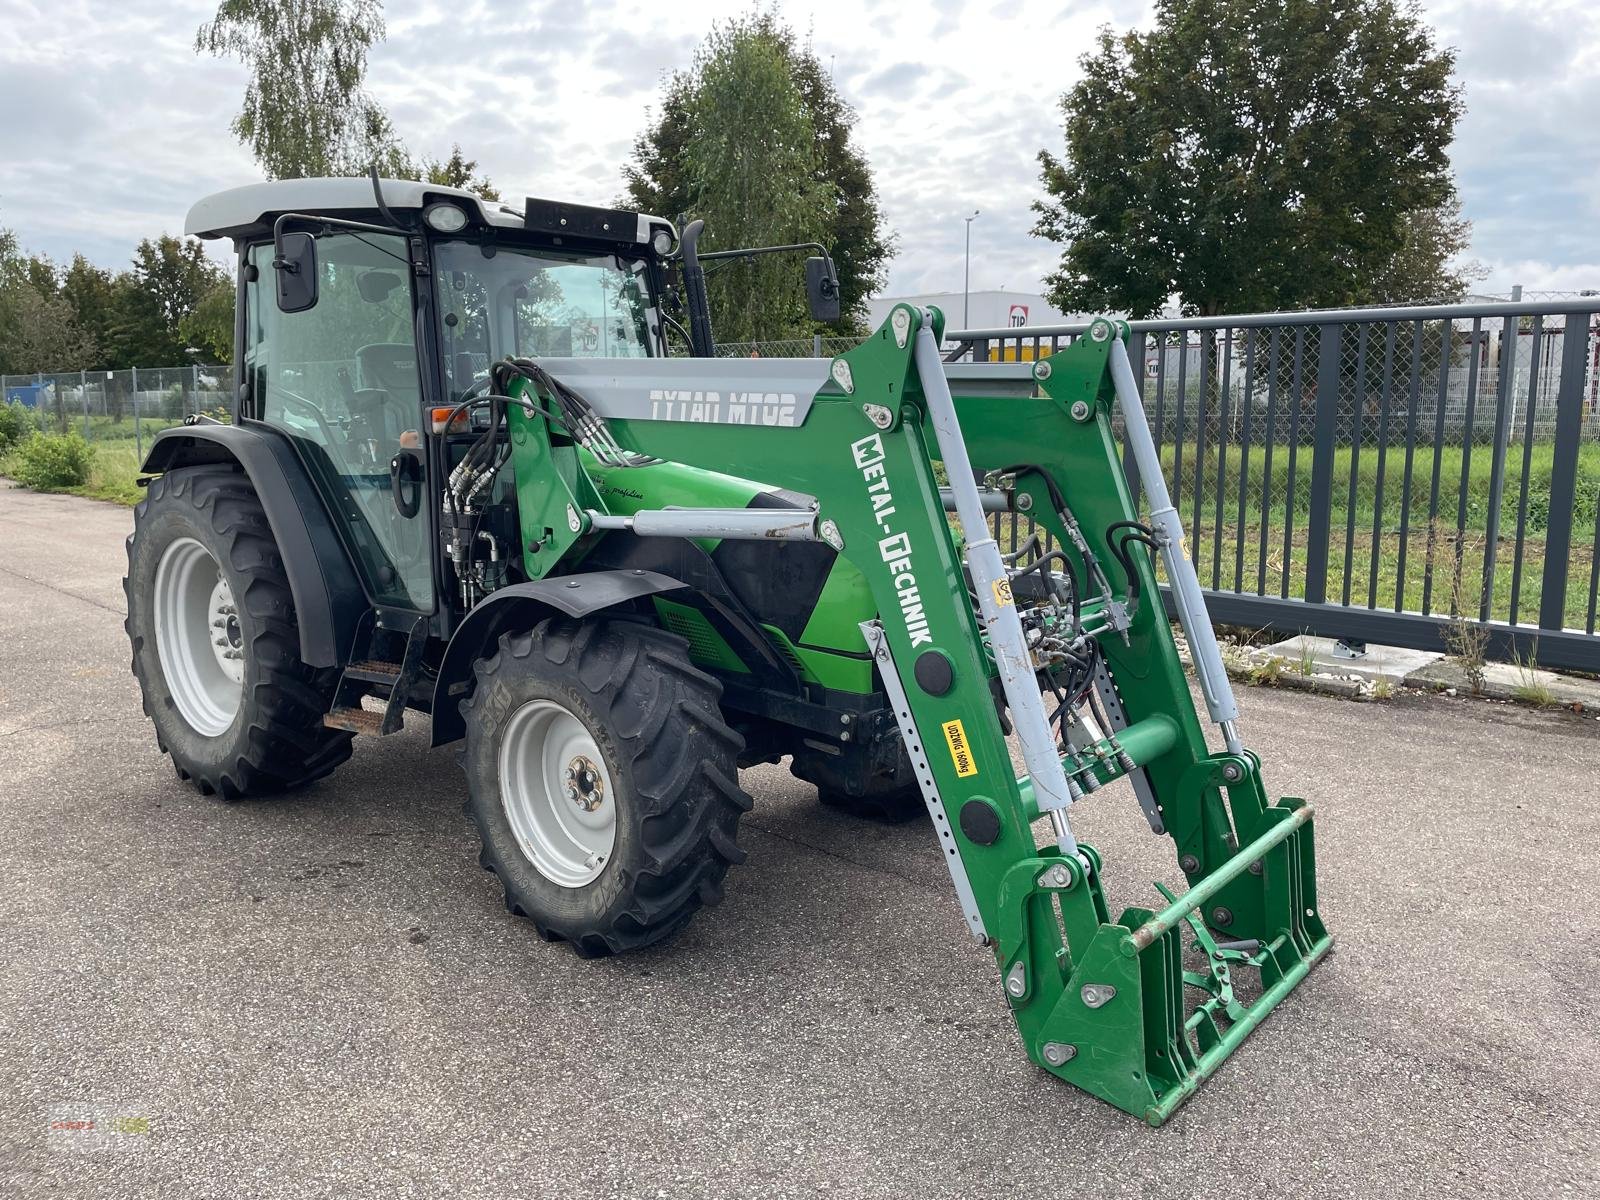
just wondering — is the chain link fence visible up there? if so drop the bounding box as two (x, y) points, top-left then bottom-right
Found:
(714, 336), (863, 358)
(2, 365), (232, 459)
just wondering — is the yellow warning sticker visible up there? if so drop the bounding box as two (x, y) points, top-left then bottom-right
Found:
(992, 577), (1014, 607)
(941, 718), (979, 778)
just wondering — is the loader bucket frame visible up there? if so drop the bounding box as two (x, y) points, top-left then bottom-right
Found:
(511, 306), (1332, 1123)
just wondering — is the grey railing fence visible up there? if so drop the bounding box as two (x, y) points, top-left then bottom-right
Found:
(946, 300), (1600, 672)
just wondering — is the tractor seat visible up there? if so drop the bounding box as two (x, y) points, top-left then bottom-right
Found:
(356, 343), (423, 409)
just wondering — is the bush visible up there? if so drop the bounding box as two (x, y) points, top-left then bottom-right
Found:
(0, 400), (35, 450)
(7, 431), (94, 489)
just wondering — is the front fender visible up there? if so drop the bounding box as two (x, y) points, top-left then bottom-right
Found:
(428, 570), (685, 746)
(141, 423), (367, 668)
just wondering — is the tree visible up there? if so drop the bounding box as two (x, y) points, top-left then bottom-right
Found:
(1032, 0), (1463, 318)
(1365, 195), (1484, 305)
(197, 0), (391, 178)
(0, 287), (98, 375)
(181, 280), (238, 363)
(111, 237), (233, 366)
(424, 145), (501, 201)
(625, 13), (892, 340)
(197, 2), (500, 200)
(0, 225), (96, 375)
(61, 256), (127, 363)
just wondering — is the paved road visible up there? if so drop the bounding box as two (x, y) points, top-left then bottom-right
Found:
(2, 481), (1597, 1199)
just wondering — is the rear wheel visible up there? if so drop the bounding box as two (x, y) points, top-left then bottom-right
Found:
(790, 742), (927, 824)
(124, 467), (353, 798)
(461, 617), (752, 956)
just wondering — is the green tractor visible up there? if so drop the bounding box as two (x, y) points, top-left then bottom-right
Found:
(125, 176), (1330, 1123)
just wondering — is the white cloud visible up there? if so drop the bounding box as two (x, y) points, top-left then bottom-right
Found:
(0, 0), (1595, 307)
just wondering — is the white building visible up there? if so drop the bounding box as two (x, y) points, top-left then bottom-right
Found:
(865, 289), (1087, 333)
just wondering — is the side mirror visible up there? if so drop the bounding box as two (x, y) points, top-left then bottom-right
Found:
(274, 231), (319, 313)
(805, 256), (841, 323)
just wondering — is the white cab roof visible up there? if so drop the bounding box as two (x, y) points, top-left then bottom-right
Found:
(184, 178), (668, 244)
(185, 177), (523, 238)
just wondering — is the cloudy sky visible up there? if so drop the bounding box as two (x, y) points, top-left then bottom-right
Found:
(2, 0), (1596, 304)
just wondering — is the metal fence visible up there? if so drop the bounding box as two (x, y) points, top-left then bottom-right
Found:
(2, 365), (231, 459)
(946, 299), (1600, 672)
(9, 301), (1599, 671)
(715, 335), (862, 358)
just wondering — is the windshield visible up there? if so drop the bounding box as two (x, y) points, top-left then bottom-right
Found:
(433, 240), (655, 400)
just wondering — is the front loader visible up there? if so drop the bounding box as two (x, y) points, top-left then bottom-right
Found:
(125, 177), (1330, 1125)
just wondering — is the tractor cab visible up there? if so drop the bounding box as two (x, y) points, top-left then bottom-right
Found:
(183, 177), (687, 612)
(183, 177), (840, 629)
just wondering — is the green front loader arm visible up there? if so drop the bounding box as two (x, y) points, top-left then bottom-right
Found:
(508, 305), (1331, 1124)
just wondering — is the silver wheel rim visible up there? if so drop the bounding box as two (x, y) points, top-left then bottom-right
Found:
(153, 537), (243, 737)
(498, 698), (618, 888)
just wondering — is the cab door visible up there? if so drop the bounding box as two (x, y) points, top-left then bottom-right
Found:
(242, 232), (433, 612)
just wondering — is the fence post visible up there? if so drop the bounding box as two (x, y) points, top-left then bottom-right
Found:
(132, 366), (141, 460)
(1123, 330), (1146, 503)
(1537, 310), (1596, 631)
(80, 369), (90, 440)
(813, 333), (823, 358)
(1302, 323), (1343, 606)
(192, 364), (200, 417)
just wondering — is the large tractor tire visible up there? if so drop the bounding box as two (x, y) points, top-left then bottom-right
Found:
(461, 617), (752, 957)
(124, 467), (353, 798)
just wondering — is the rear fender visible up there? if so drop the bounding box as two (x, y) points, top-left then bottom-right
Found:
(428, 570), (685, 746)
(140, 424), (367, 668)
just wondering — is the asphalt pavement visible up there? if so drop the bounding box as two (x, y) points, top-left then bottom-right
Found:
(2, 481), (1597, 1198)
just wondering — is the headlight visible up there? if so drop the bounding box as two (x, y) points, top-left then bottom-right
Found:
(424, 203), (469, 233)
(651, 228), (676, 257)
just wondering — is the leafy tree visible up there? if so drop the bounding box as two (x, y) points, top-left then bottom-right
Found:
(111, 237), (232, 366)
(1365, 195), (1484, 305)
(0, 225), (95, 375)
(197, 0), (392, 178)
(1032, 0), (1463, 318)
(61, 256), (128, 363)
(197, 2), (500, 199)
(181, 280), (238, 363)
(424, 145), (501, 201)
(0, 286), (98, 375)
(625, 12), (892, 340)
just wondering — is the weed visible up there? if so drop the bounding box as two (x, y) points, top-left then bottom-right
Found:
(1439, 526), (1490, 694)
(5, 431), (93, 489)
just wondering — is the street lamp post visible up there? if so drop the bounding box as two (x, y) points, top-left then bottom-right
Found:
(963, 211), (979, 329)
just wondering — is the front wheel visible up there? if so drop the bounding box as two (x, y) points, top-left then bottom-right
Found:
(461, 617), (753, 956)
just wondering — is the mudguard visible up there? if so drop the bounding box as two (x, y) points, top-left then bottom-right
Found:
(140, 423), (367, 668)
(428, 570), (686, 746)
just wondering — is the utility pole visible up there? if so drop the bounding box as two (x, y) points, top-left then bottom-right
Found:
(963, 211), (980, 329)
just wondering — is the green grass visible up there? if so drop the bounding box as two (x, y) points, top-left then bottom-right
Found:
(1157, 439), (1600, 542)
(1140, 438), (1600, 629)
(7, 409), (223, 505)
